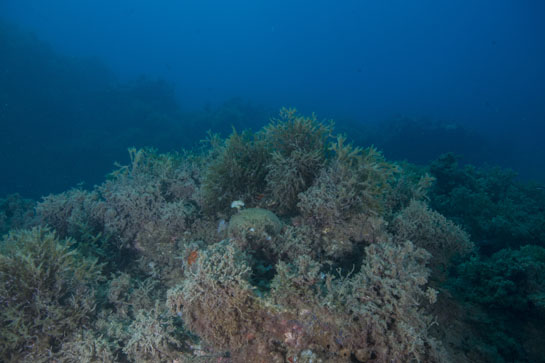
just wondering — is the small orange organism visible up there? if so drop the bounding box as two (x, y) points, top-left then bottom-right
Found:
(187, 250), (199, 266)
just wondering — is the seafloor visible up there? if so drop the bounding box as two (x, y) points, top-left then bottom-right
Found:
(1, 109), (544, 363)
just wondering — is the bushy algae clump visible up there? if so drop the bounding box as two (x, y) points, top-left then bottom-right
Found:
(0, 193), (35, 235)
(0, 228), (103, 361)
(4, 108), (543, 362)
(430, 152), (545, 254)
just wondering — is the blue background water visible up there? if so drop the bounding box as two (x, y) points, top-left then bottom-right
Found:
(1, 0), (544, 197)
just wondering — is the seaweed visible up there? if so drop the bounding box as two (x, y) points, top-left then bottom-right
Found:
(5, 109), (536, 362)
(448, 245), (545, 362)
(201, 130), (270, 215)
(430, 153), (545, 254)
(0, 227), (103, 361)
(263, 108), (332, 214)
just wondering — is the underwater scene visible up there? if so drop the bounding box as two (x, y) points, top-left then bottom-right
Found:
(1, 2), (544, 362)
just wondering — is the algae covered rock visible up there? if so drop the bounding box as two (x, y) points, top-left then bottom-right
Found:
(167, 240), (257, 350)
(228, 208), (283, 252)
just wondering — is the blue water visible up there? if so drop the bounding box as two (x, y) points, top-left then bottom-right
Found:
(1, 1), (544, 197)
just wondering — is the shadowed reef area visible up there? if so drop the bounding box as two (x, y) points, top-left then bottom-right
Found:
(1, 109), (544, 362)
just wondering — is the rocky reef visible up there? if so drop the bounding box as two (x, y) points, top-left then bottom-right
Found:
(1, 108), (543, 362)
